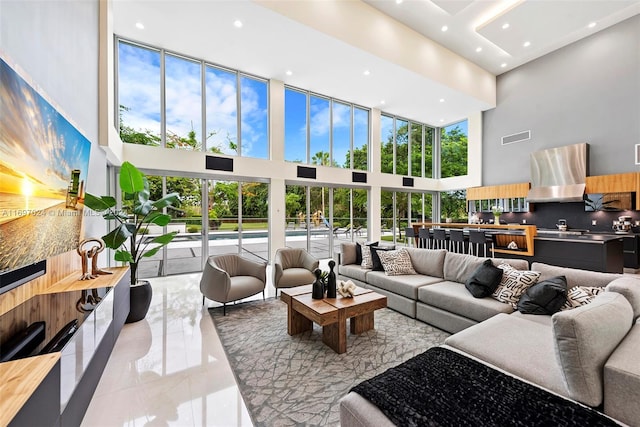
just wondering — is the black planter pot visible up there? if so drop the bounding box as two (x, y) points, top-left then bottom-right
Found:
(125, 280), (152, 324)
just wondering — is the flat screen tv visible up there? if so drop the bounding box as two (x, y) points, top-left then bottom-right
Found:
(0, 56), (92, 294)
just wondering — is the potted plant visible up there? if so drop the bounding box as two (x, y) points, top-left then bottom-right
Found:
(84, 161), (180, 323)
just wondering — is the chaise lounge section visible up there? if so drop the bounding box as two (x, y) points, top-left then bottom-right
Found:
(338, 242), (640, 426)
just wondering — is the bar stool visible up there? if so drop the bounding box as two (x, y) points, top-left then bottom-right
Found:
(469, 230), (494, 258)
(418, 227), (430, 249)
(448, 229), (466, 254)
(432, 229), (448, 250)
(404, 227), (416, 247)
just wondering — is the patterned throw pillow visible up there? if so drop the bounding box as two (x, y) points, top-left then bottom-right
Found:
(360, 245), (373, 269)
(562, 286), (604, 310)
(492, 263), (541, 309)
(377, 248), (417, 276)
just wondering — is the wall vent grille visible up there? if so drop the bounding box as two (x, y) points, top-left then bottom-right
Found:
(502, 130), (531, 145)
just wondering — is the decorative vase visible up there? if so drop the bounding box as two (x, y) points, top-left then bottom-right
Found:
(494, 214), (501, 224)
(312, 269), (324, 299)
(126, 280), (153, 323)
(327, 260), (337, 298)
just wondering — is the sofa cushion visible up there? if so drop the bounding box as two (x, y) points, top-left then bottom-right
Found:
(355, 241), (378, 265)
(377, 248), (417, 276)
(277, 267), (316, 288)
(340, 243), (357, 266)
(492, 264), (541, 308)
(552, 292), (634, 407)
(405, 248), (446, 278)
(338, 264), (371, 283)
(361, 245), (373, 269)
(492, 258), (529, 271)
(366, 271), (442, 300)
(606, 276), (640, 320)
(517, 276), (567, 315)
(604, 323), (640, 426)
(443, 252), (488, 283)
(562, 286), (604, 311)
(509, 311), (553, 326)
(371, 246), (394, 271)
(419, 281), (514, 322)
(465, 259), (503, 298)
(444, 313), (569, 397)
(531, 262), (621, 289)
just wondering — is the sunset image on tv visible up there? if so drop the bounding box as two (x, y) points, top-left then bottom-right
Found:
(0, 58), (92, 273)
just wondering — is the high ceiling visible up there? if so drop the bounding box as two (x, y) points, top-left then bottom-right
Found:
(112, 0), (639, 126)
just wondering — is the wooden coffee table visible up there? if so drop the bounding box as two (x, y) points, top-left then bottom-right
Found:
(280, 285), (387, 354)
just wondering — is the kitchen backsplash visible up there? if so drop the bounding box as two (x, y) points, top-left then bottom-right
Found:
(477, 202), (639, 232)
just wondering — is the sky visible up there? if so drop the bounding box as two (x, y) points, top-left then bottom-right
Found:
(0, 58), (92, 201)
(118, 41), (466, 167)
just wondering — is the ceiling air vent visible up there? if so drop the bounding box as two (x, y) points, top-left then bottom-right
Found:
(502, 130), (531, 145)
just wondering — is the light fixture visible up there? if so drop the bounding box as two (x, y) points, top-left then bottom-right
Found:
(285, 70), (293, 76)
(233, 20), (243, 28)
(439, 119), (444, 123)
(363, 70), (370, 76)
(502, 23), (510, 30)
(523, 41), (531, 47)
(501, 63), (507, 68)
(588, 22), (597, 28)
(439, 98), (445, 103)
(441, 25), (448, 32)
(395, 0), (403, 4)
(135, 22), (144, 30)
(475, 47), (482, 53)
(380, 100), (386, 105)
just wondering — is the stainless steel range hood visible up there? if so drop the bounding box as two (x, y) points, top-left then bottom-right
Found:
(526, 143), (589, 203)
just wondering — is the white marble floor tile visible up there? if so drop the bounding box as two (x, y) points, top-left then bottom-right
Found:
(82, 273), (254, 427)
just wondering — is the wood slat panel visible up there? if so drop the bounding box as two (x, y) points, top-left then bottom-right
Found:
(585, 172), (638, 193)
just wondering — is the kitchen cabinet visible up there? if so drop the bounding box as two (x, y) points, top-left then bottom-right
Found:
(467, 183), (531, 213)
(585, 173), (640, 210)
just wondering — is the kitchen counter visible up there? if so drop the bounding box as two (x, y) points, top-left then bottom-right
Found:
(534, 232), (625, 244)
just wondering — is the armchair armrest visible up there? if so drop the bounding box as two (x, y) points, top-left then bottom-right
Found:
(302, 252), (319, 272)
(201, 258), (231, 301)
(237, 256), (267, 283)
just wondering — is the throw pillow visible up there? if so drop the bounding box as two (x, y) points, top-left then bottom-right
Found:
(377, 248), (417, 276)
(360, 245), (373, 269)
(465, 259), (503, 298)
(492, 263), (541, 309)
(562, 286), (604, 311)
(356, 240), (378, 266)
(517, 276), (567, 315)
(370, 246), (394, 272)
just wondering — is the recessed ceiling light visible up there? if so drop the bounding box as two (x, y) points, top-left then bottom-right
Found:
(475, 47), (482, 53)
(441, 25), (448, 32)
(523, 41), (531, 47)
(135, 22), (144, 30)
(233, 20), (243, 28)
(439, 98), (445, 103)
(363, 70), (370, 76)
(285, 70), (293, 76)
(501, 63), (507, 68)
(502, 23), (510, 30)
(588, 22), (597, 28)
(395, 0), (403, 4)
(439, 119), (444, 123)
(380, 100), (386, 105)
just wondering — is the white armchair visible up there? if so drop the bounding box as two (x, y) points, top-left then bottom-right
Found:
(273, 248), (319, 294)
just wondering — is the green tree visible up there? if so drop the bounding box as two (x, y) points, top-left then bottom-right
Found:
(441, 190), (467, 221)
(351, 144), (368, 170)
(441, 125), (467, 178)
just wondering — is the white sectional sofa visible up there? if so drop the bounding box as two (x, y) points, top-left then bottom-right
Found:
(337, 242), (640, 426)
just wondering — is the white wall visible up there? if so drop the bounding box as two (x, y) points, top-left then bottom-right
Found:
(0, 0), (107, 240)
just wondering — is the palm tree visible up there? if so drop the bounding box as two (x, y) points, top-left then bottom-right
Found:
(311, 151), (331, 216)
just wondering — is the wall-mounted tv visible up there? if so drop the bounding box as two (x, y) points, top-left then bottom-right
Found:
(0, 56), (92, 294)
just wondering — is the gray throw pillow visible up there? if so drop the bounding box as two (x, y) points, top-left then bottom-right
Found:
(465, 259), (503, 298)
(517, 276), (567, 315)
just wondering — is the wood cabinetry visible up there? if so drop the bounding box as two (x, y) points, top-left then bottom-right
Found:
(585, 172), (640, 210)
(0, 267), (130, 427)
(466, 182), (530, 200)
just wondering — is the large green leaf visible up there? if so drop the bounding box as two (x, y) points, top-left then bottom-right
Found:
(84, 193), (116, 211)
(114, 250), (134, 263)
(119, 161), (144, 193)
(102, 225), (131, 249)
(151, 231), (178, 245)
(152, 193), (180, 209)
(141, 246), (162, 258)
(103, 212), (129, 221)
(146, 212), (172, 226)
(136, 187), (150, 207)
(133, 200), (153, 216)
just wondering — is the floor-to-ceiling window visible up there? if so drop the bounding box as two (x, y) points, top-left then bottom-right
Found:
(441, 120), (468, 178)
(380, 113), (435, 178)
(117, 39), (268, 158)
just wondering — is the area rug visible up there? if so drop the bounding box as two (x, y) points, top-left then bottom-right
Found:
(209, 298), (450, 426)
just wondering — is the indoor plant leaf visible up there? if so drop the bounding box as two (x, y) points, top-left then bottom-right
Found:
(153, 193), (180, 209)
(133, 199), (153, 216)
(147, 212), (172, 226)
(103, 225), (131, 250)
(119, 161), (145, 193)
(84, 193), (116, 211)
(150, 231), (179, 245)
(114, 250), (134, 263)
